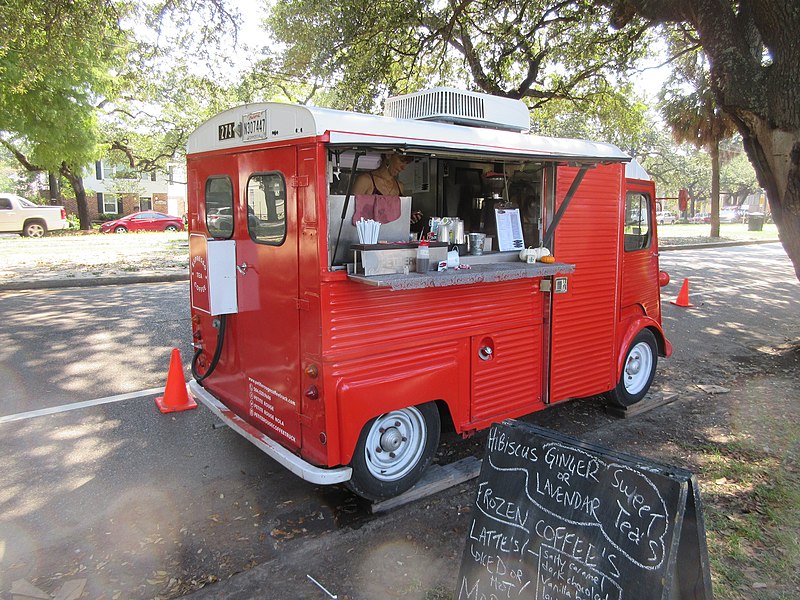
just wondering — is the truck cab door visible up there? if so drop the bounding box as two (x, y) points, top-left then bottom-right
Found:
(621, 181), (661, 321)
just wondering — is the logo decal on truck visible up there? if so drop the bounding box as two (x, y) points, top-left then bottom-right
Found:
(247, 376), (297, 443)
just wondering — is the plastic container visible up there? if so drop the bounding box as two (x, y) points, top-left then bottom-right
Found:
(416, 241), (430, 273)
(748, 212), (764, 231)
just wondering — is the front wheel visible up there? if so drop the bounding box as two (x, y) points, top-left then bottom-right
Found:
(606, 329), (658, 407)
(165, 224), (178, 232)
(347, 403), (440, 501)
(114, 226), (128, 233)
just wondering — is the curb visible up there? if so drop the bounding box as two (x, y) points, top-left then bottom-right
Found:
(0, 272), (189, 292)
(660, 238), (780, 251)
(0, 240), (782, 292)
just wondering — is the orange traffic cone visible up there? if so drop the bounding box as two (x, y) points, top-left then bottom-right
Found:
(155, 348), (198, 413)
(670, 278), (695, 307)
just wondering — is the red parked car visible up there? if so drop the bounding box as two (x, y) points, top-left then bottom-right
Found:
(100, 211), (185, 233)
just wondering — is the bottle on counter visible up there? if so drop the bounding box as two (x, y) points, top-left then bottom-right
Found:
(415, 240), (430, 273)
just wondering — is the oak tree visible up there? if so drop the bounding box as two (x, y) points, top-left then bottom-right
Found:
(607, 0), (800, 278)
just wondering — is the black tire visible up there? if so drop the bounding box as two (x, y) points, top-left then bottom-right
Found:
(114, 226), (128, 233)
(606, 329), (658, 408)
(165, 224), (179, 231)
(347, 402), (440, 501)
(23, 220), (47, 238)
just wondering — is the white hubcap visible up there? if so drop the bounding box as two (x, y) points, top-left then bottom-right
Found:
(623, 341), (653, 395)
(364, 408), (427, 482)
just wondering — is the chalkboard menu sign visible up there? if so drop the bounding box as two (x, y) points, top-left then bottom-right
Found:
(457, 421), (712, 600)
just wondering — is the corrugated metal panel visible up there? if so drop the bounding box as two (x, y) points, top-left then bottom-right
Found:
(550, 165), (622, 401)
(322, 279), (541, 357)
(471, 325), (543, 421)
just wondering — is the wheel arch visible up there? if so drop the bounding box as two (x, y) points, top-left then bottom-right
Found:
(615, 317), (670, 381)
(334, 369), (460, 466)
(23, 218), (48, 235)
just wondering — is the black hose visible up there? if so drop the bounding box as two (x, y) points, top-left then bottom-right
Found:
(192, 313), (227, 382)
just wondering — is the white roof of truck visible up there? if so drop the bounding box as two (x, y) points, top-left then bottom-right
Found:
(187, 102), (630, 163)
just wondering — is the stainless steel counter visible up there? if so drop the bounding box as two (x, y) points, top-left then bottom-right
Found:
(347, 260), (575, 290)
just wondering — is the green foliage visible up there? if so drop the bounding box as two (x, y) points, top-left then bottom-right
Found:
(66, 213), (81, 229)
(264, 0), (655, 114)
(719, 138), (760, 202)
(532, 82), (650, 151)
(0, 0), (130, 170)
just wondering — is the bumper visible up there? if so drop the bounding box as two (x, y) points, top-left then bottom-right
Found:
(188, 380), (352, 485)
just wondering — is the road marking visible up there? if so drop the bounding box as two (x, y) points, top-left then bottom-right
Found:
(0, 387), (164, 424)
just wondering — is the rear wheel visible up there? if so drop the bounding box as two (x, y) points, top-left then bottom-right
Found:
(606, 329), (658, 407)
(114, 226), (128, 233)
(23, 220), (47, 238)
(347, 403), (440, 501)
(165, 224), (178, 231)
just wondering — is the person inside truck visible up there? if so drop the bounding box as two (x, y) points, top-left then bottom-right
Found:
(352, 152), (423, 226)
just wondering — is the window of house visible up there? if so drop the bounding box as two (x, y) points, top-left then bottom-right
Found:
(247, 173), (286, 245)
(140, 197), (152, 211)
(624, 192), (651, 251)
(205, 177), (234, 239)
(97, 192), (119, 214)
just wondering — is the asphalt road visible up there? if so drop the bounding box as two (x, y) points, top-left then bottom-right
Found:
(0, 281), (192, 415)
(0, 242), (797, 599)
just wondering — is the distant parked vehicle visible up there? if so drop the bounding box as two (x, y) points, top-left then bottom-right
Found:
(656, 211), (677, 225)
(0, 193), (68, 237)
(719, 208), (741, 223)
(690, 212), (711, 224)
(99, 211), (185, 233)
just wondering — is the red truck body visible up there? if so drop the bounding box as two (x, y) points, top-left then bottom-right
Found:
(186, 91), (670, 500)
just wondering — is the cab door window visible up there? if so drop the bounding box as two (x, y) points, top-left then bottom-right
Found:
(624, 192), (651, 251)
(247, 173), (286, 245)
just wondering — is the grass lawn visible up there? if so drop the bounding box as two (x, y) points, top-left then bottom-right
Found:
(658, 222), (779, 245)
(0, 230), (189, 282)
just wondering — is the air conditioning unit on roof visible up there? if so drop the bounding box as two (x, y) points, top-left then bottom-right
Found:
(384, 87), (530, 133)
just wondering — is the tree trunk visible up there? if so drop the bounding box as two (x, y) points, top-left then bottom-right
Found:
(736, 115), (800, 280)
(709, 140), (721, 238)
(61, 164), (92, 230)
(48, 172), (61, 205)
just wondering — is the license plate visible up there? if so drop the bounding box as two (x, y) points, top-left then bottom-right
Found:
(242, 110), (267, 142)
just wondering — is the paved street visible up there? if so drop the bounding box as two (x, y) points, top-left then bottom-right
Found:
(0, 242), (797, 599)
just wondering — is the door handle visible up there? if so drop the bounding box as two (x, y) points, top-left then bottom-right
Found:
(236, 262), (249, 275)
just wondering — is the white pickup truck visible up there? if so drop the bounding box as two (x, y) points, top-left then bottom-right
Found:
(0, 193), (68, 237)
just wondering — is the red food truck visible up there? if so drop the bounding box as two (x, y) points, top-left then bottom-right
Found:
(186, 88), (671, 500)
